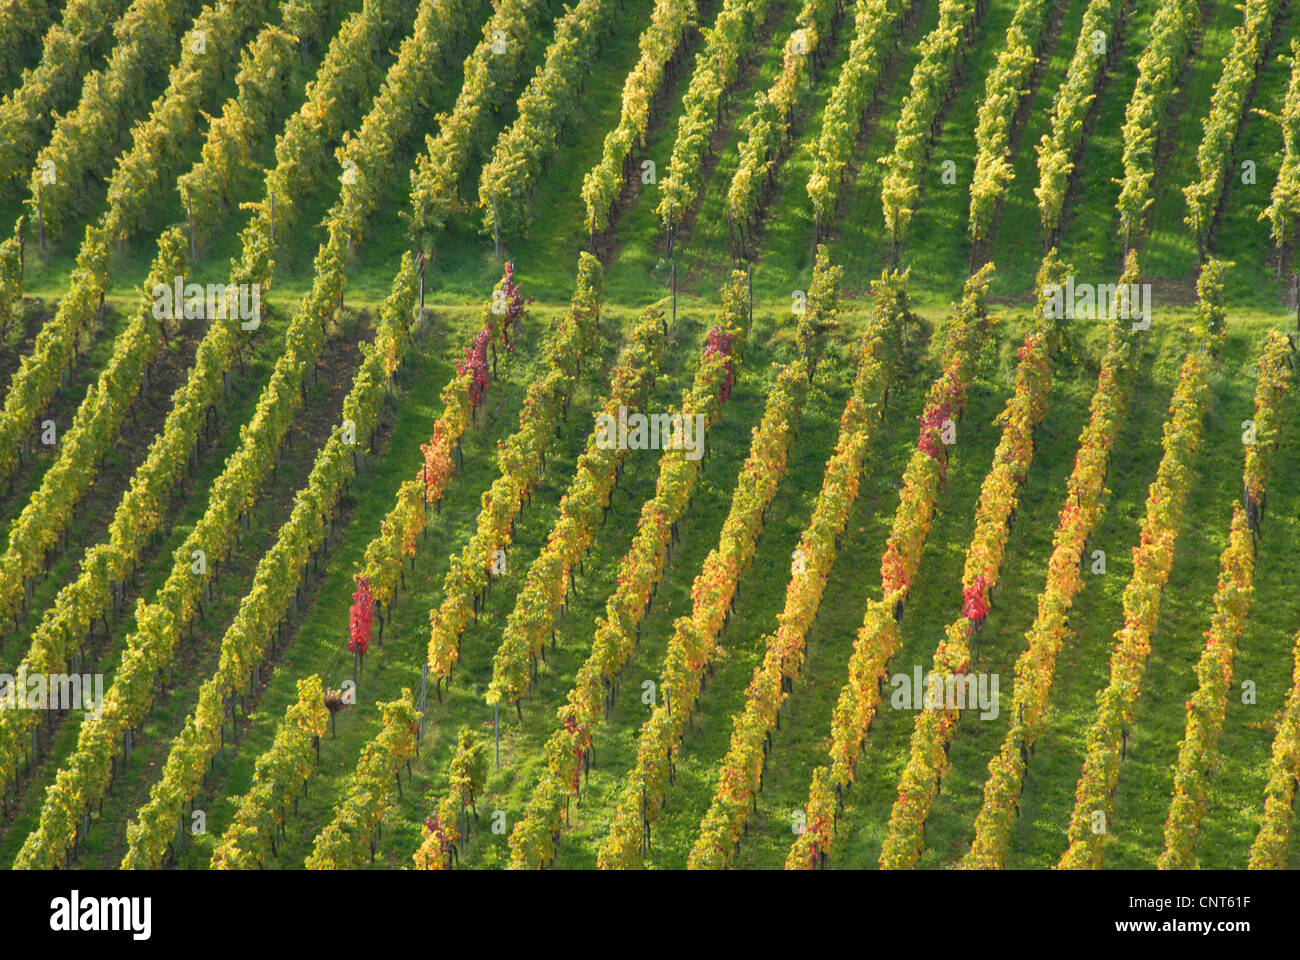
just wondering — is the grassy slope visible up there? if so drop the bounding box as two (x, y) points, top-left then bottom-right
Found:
(2, 0), (1299, 871)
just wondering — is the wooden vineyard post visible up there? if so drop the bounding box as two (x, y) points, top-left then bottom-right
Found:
(747, 263), (753, 332)
(418, 248), (426, 324)
(671, 260), (677, 327)
(419, 663), (428, 744)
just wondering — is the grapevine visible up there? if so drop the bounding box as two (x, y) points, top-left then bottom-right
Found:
(507, 272), (750, 869)
(1059, 260), (1230, 870)
(786, 265), (994, 869)
(689, 262), (907, 868)
(1159, 330), (1292, 868)
(963, 252), (1140, 869)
